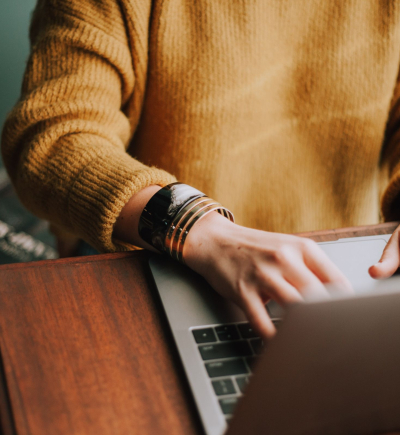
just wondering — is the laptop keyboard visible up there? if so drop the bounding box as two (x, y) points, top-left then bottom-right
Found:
(191, 321), (280, 421)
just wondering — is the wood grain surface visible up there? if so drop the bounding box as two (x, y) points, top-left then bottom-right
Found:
(0, 251), (203, 435)
(0, 222), (398, 435)
(296, 221), (399, 242)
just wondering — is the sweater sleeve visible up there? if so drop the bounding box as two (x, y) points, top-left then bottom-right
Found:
(0, 0), (176, 253)
(381, 70), (400, 222)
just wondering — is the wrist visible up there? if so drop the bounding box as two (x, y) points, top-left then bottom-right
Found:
(183, 210), (236, 271)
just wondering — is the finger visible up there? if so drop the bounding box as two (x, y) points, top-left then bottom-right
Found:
(240, 291), (276, 340)
(284, 263), (331, 301)
(260, 273), (304, 306)
(369, 229), (400, 279)
(369, 229), (400, 278)
(302, 241), (354, 294)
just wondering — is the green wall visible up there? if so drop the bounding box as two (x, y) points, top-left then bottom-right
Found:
(0, 0), (37, 134)
(0, 0), (57, 264)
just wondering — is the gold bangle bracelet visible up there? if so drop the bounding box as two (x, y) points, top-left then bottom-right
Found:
(172, 202), (220, 261)
(161, 191), (234, 263)
(165, 197), (215, 254)
(175, 204), (221, 262)
(170, 200), (220, 259)
(176, 204), (234, 263)
(165, 197), (217, 256)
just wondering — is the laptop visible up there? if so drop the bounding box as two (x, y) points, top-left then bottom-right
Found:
(149, 234), (394, 435)
(226, 278), (400, 435)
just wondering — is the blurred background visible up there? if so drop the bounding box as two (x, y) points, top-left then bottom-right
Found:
(0, 0), (58, 264)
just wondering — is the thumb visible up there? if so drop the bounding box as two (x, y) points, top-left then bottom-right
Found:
(369, 230), (400, 279)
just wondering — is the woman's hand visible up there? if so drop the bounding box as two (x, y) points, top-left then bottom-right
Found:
(113, 186), (354, 341)
(369, 225), (400, 279)
(184, 212), (354, 340)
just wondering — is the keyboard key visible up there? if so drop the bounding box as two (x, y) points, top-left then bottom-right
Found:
(199, 341), (252, 361)
(205, 359), (249, 378)
(192, 328), (217, 344)
(212, 378), (236, 395)
(219, 397), (239, 415)
(250, 338), (264, 355)
(235, 376), (249, 393)
(215, 325), (240, 341)
(237, 323), (258, 339)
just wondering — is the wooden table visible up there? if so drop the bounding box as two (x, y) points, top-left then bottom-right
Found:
(0, 222), (398, 435)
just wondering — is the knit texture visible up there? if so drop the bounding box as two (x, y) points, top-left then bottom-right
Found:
(2, 0), (400, 252)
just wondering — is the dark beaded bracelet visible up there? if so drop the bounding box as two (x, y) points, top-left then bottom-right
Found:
(138, 182), (205, 252)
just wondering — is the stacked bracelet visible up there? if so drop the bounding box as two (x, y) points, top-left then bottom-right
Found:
(138, 182), (234, 263)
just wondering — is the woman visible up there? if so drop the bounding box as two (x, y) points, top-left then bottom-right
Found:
(2, 0), (400, 339)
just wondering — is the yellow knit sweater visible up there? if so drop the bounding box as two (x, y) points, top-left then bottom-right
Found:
(2, 1), (400, 252)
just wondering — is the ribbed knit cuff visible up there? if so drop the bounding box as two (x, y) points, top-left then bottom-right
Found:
(68, 150), (176, 252)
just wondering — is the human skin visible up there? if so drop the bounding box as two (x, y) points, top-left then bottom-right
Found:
(113, 185), (397, 340)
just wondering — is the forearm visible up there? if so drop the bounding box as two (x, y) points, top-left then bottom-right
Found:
(112, 184), (223, 254)
(1, 1), (176, 253)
